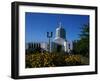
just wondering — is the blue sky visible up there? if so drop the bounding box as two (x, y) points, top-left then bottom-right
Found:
(25, 12), (89, 43)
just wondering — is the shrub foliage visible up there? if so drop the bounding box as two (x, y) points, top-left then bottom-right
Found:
(26, 53), (89, 68)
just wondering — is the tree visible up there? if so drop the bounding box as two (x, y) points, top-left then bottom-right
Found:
(79, 24), (89, 56)
(72, 24), (89, 57)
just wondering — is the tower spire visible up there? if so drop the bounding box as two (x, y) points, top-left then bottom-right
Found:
(59, 22), (62, 28)
(58, 16), (62, 28)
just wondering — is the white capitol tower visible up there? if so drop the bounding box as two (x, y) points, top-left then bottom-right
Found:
(51, 22), (71, 53)
(56, 22), (66, 39)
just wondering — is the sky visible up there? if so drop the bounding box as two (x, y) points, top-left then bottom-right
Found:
(25, 12), (89, 43)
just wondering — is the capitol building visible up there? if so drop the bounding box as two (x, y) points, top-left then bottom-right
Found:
(26, 22), (72, 53)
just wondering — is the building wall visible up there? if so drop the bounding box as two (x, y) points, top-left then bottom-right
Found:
(26, 42), (48, 51)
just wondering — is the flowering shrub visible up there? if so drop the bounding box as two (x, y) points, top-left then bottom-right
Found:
(26, 53), (89, 68)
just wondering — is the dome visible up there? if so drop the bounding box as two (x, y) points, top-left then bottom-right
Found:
(54, 37), (66, 45)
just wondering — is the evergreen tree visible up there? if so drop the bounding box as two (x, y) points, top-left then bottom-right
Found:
(79, 24), (89, 57)
(72, 24), (89, 57)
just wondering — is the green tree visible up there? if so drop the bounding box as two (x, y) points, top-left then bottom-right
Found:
(79, 24), (89, 56)
(72, 24), (89, 57)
